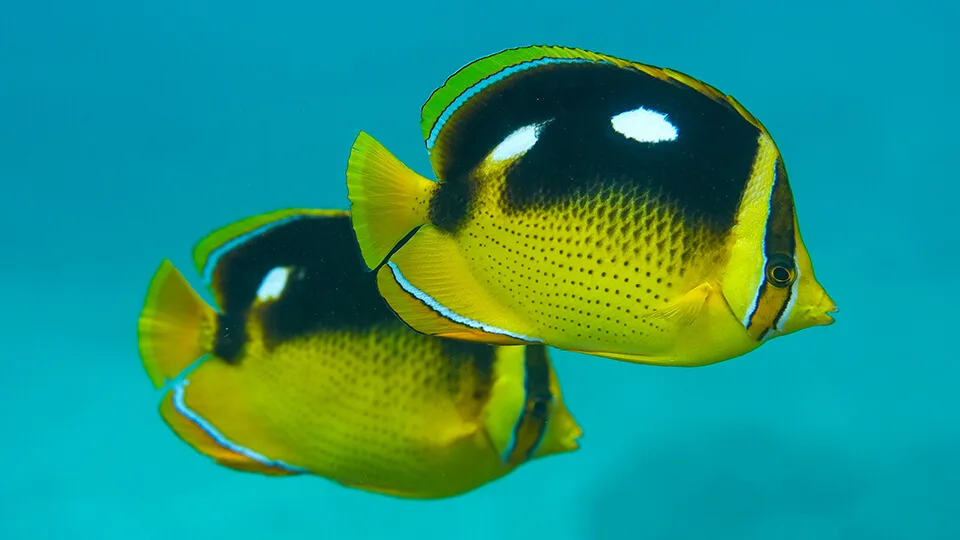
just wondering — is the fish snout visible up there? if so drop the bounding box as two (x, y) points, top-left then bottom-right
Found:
(808, 289), (838, 326)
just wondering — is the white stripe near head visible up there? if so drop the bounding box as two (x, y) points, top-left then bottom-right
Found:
(742, 245), (768, 329)
(775, 262), (801, 334)
(742, 159), (778, 329)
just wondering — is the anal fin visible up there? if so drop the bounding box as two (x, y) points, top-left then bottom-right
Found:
(375, 226), (537, 346)
(158, 364), (305, 477)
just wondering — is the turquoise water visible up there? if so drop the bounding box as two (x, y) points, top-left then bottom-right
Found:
(2, 1), (956, 538)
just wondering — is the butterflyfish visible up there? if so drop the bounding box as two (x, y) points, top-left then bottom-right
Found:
(345, 44), (837, 368)
(136, 208), (582, 499)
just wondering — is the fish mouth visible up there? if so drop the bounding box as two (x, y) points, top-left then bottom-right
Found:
(815, 290), (838, 325)
(815, 303), (838, 326)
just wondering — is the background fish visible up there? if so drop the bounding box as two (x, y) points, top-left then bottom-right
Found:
(136, 208), (581, 499)
(345, 44), (837, 368)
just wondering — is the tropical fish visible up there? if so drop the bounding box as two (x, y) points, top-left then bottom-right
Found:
(345, 44), (837, 368)
(136, 208), (581, 499)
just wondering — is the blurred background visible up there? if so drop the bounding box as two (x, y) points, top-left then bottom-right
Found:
(1, 0), (956, 538)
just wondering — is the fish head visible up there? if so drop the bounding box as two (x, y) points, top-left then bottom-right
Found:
(721, 137), (836, 342)
(772, 222), (837, 336)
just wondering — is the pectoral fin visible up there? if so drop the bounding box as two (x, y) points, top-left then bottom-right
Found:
(644, 282), (713, 328)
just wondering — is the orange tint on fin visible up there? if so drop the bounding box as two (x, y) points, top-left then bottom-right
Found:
(138, 260), (217, 388)
(158, 385), (302, 477)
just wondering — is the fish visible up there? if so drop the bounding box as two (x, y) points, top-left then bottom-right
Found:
(344, 44), (837, 368)
(136, 208), (582, 499)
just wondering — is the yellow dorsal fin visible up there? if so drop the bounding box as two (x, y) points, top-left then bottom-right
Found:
(191, 208), (347, 306)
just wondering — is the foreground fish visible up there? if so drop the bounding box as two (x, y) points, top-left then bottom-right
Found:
(345, 44), (837, 368)
(136, 209), (581, 499)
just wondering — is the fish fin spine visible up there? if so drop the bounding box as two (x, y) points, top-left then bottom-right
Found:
(345, 131), (437, 270)
(138, 260), (218, 388)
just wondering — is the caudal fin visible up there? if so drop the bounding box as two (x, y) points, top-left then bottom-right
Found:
(137, 260), (217, 388)
(345, 131), (437, 270)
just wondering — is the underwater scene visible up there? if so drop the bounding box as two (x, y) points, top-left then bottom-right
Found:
(2, 0), (956, 538)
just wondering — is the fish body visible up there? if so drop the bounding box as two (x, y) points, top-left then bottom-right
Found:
(136, 209), (581, 499)
(345, 45), (837, 367)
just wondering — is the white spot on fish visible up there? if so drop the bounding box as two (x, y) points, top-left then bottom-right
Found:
(427, 57), (590, 151)
(490, 122), (548, 162)
(201, 215), (306, 286)
(611, 106), (678, 143)
(256, 267), (291, 302)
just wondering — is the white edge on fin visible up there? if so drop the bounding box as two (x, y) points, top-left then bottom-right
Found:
(172, 379), (308, 473)
(386, 261), (541, 343)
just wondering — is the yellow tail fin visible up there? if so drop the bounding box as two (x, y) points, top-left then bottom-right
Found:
(137, 260), (217, 388)
(345, 131), (437, 270)
(139, 260), (303, 476)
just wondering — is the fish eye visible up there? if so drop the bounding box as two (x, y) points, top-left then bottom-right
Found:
(765, 254), (796, 288)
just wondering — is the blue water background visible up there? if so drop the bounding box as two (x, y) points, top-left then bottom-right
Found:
(1, 1), (956, 538)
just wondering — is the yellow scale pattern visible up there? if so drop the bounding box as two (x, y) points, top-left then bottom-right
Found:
(225, 318), (505, 497)
(459, 169), (729, 355)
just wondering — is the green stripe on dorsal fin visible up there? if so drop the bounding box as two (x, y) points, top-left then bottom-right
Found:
(191, 208), (348, 307)
(417, 44), (768, 176)
(419, 45), (627, 147)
